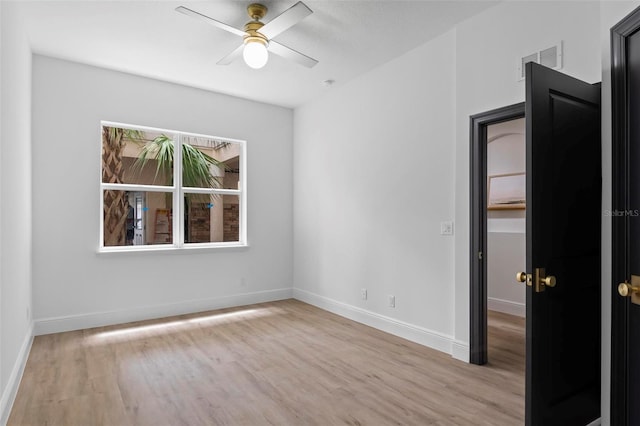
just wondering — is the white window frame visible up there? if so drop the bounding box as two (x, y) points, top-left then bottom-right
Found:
(99, 121), (247, 252)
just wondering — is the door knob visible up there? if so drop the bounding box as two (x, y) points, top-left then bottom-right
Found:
(533, 268), (555, 293)
(618, 275), (640, 305)
(516, 272), (532, 286)
(542, 275), (556, 288)
(618, 282), (640, 297)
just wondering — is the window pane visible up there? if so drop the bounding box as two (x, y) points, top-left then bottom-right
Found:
(102, 125), (174, 186)
(181, 136), (241, 190)
(103, 190), (173, 246)
(185, 194), (240, 243)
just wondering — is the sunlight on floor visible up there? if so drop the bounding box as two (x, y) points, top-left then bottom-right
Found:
(88, 307), (275, 343)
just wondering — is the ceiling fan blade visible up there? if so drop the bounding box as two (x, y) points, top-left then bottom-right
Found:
(259, 1), (312, 39)
(268, 41), (318, 68)
(217, 44), (244, 65)
(175, 6), (246, 38)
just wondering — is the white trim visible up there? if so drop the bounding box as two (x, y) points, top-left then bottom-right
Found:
(0, 323), (34, 426)
(488, 297), (526, 317)
(182, 188), (241, 195)
(451, 340), (470, 362)
(240, 141), (247, 244)
(174, 132), (183, 247)
(101, 183), (174, 192)
(99, 121), (104, 248)
(101, 120), (245, 145)
(97, 242), (249, 254)
(585, 418), (601, 426)
(34, 288), (292, 336)
(292, 288), (454, 356)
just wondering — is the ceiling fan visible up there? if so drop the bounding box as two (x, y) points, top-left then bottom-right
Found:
(176, 2), (318, 70)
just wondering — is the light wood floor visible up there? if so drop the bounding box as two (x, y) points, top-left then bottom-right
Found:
(9, 300), (524, 425)
(487, 310), (525, 375)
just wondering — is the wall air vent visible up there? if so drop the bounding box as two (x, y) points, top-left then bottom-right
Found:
(517, 42), (563, 81)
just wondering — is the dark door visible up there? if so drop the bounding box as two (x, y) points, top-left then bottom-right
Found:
(622, 28), (640, 426)
(611, 6), (640, 425)
(524, 62), (601, 426)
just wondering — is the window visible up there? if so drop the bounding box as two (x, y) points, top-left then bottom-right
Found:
(100, 121), (246, 251)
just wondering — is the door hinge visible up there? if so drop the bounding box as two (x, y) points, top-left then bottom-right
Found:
(478, 251), (483, 260)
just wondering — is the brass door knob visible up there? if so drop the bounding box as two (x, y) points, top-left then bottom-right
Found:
(543, 275), (556, 288)
(516, 272), (527, 282)
(532, 268), (555, 292)
(618, 282), (640, 297)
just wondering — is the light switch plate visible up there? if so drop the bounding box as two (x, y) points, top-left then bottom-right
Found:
(440, 221), (454, 235)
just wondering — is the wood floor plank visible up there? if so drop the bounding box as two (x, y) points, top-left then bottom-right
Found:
(8, 301), (524, 425)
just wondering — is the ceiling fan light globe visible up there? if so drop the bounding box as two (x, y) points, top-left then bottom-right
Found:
(243, 41), (269, 69)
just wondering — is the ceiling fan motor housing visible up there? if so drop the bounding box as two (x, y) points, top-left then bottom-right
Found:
(243, 21), (268, 47)
(247, 4), (267, 21)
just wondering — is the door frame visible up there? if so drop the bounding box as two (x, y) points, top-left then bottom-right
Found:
(469, 102), (525, 365)
(610, 6), (640, 424)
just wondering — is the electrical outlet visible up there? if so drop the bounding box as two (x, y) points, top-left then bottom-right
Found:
(440, 221), (454, 235)
(361, 288), (367, 300)
(388, 295), (395, 308)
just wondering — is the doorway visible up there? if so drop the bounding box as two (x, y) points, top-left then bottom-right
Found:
(469, 103), (525, 365)
(125, 191), (146, 246)
(486, 118), (526, 317)
(486, 117), (526, 376)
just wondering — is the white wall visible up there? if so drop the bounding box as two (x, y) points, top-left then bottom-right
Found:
(487, 232), (525, 316)
(0, 2), (34, 423)
(294, 0), (603, 360)
(294, 29), (457, 352)
(31, 56), (294, 332)
(487, 135), (525, 175)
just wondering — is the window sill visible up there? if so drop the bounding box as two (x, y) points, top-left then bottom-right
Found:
(97, 243), (249, 255)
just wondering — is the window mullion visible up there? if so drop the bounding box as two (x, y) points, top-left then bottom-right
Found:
(182, 188), (241, 195)
(101, 183), (174, 192)
(241, 142), (247, 244)
(174, 133), (183, 248)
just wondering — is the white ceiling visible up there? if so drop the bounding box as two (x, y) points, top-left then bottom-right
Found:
(17, 0), (498, 108)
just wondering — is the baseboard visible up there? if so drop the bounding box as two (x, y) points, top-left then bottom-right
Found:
(0, 323), (34, 426)
(585, 417), (601, 426)
(34, 288), (292, 335)
(488, 297), (525, 317)
(292, 288), (455, 356)
(451, 340), (470, 362)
